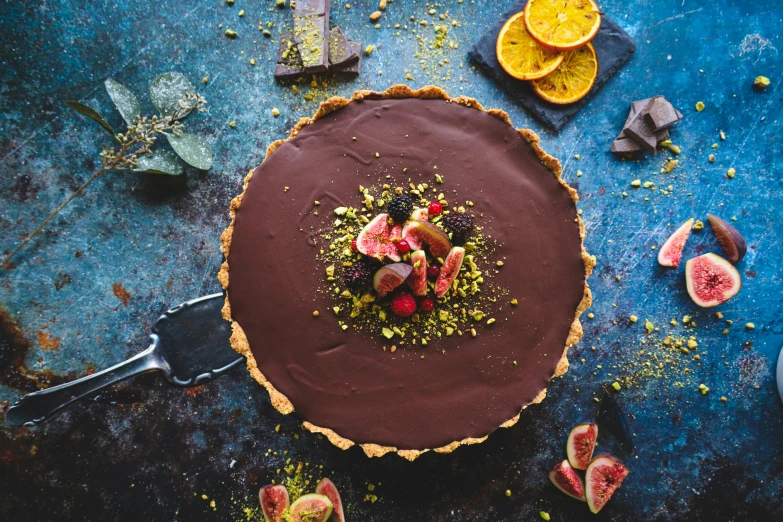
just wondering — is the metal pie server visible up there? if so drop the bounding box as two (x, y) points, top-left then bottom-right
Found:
(4, 293), (243, 427)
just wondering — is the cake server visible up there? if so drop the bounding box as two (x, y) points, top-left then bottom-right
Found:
(4, 293), (243, 427)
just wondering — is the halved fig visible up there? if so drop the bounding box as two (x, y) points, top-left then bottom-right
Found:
(549, 460), (586, 501)
(707, 214), (747, 263)
(566, 422), (598, 470)
(259, 485), (289, 522)
(357, 213), (403, 262)
(373, 263), (413, 297)
(685, 253), (742, 307)
(315, 478), (345, 522)
(404, 208), (430, 250)
(401, 220), (451, 258)
(585, 453), (630, 514)
(407, 250), (428, 296)
(658, 218), (694, 267)
(434, 246), (465, 298)
(289, 493), (333, 522)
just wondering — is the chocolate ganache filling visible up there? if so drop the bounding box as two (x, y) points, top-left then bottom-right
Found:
(226, 96), (586, 450)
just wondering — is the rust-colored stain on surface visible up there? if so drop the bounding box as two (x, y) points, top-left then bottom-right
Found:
(112, 283), (131, 306)
(36, 330), (60, 351)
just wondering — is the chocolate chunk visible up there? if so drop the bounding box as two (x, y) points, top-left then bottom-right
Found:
(623, 99), (658, 154)
(328, 26), (358, 67)
(277, 33), (303, 67)
(275, 63), (305, 80)
(292, 0), (330, 17)
(655, 127), (669, 142)
(331, 41), (361, 76)
(646, 97), (680, 131)
(611, 136), (642, 153)
(674, 108), (684, 120)
(294, 13), (329, 73)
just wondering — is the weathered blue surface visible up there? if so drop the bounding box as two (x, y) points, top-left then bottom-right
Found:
(1, 1), (781, 520)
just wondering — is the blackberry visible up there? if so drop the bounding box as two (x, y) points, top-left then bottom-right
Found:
(442, 212), (474, 244)
(343, 259), (378, 289)
(387, 194), (414, 223)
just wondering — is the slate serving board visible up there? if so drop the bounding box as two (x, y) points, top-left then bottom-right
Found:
(469, 1), (636, 132)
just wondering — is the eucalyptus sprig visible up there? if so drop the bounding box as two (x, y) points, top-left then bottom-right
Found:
(3, 72), (213, 268)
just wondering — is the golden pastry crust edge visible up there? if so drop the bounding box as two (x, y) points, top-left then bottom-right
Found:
(218, 84), (594, 461)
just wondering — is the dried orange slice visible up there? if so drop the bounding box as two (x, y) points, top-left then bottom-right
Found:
(524, 0), (602, 51)
(496, 11), (563, 81)
(531, 43), (598, 104)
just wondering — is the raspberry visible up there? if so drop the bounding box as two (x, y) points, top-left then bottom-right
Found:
(428, 201), (443, 217)
(427, 265), (440, 279)
(419, 297), (435, 312)
(397, 239), (411, 253)
(389, 292), (417, 317)
(351, 240), (358, 252)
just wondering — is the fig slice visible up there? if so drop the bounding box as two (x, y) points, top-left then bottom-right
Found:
(549, 459), (586, 501)
(566, 422), (598, 470)
(404, 208), (430, 250)
(407, 250), (428, 296)
(685, 253), (742, 307)
(658, 218), (694, 267)
(401, 220), (452, 258)
(585, 453), (630, 514)
(707, 213), (747, 263)
(289, 493), (333, 522)
(434, 247), (465, 298)
(373, 263), (413, 297)
(315, 478), (345, 522)
(356, 213), (403, 262)
(259, 485), (290, 522)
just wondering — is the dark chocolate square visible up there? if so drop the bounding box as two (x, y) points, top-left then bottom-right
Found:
(623, 100), (658, 154)
(292, 0), (329, 18)
(646, 97), (680, 130)
(329, 26), (358, 67)
(611, 136), (642, 153)
(275, 63), (305, 80)
(294, 14), (329, 73)
(277, 33), (303, 67)
(331, 41), (361, 76)
(469, 1), (636, 132)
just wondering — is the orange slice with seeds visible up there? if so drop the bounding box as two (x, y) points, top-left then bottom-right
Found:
(524, 0), (602, 52)
(531, 43), (598, 104)
(496, 11), (564, 81)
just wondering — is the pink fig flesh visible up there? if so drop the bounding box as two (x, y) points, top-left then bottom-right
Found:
(585, 453), (629, 514)
(373, 263), (413, 297)
(566, 422), (598, 470)
(407, 250), (428, 296)
(685, 253), (741, 307)
(707, 214), (747, 263)
(549, 459), (586, 501)
(259, 485), (290, 522)
(658, 218), (694, 267)
(434, 247), (465, 298)
(315, 478), (345, 522)
(401, 220), (452, 258)
(289, 493), (333, 522)
(404, 208), (430, 250)
(356, 213), (403, 262)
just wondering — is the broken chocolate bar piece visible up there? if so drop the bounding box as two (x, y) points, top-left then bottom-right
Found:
(277, 33), (303, 67)
(646, 97), (680, 131)
(294, 14), (329, 73)
(623, 99), (658, 154)
(331, 40), (362, 76)
(329, 26), (358, 67)
(292, 0), (330, 17)
(275, 63), (306, 80)
(611, 136), (642, 153)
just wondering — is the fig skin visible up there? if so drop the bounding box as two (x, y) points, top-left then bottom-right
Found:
(566, 422), (598, 470)
(685, 253), (742, 307)
(658, 218), (694, 268)
(315, 478), (345, 522)
(407, 250), (429, 296)
(356, 213), (403, 262)
(401, 220), (452, 258)
(434, 247), (465, 298)
(707, 213), (747, 263)
(585, 453), (629, 514)
(373, 263), (413, 297)
(259, 485), (290, 522)
(289, 493), (334, 522)
(403, 208), (430, 250)
(549, 459), (586, 501)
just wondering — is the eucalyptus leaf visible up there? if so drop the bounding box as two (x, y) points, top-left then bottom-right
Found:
(150, 72), (196, 117)
(133, 149), (185, 175)
(64, 101), (115, 136)
(105, 79), (140, 127)
(168, 133), (213, 170)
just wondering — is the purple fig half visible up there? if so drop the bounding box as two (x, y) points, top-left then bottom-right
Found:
(585, 453), (629, 514)
(566, 422), (598, 471)
(373, 263), (413, 297)
(356, 213), (403, 262)
(707, 214), (747, 263)
(315, 478), (345, 522)
(549, 459), (586, 502)
(407, 250), (428, 296)
(434, 247), (465, 298)
(401, 220), (452, 258)
(685, 253), (741, 307)
(289, 493), (333, 522)
(658, 218), (694, 268)
(259, 485), (289, 522)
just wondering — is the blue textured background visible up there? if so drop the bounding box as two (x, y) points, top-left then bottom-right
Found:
(1, 1), (782, 520)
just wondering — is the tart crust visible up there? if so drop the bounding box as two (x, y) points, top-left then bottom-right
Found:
(218, 85), (594, 460)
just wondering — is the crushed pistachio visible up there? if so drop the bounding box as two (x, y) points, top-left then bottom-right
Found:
(540, 512), (551, 521)
(313, 310), (319, 317)
(510, 298), (518, 306)
(698, 383), (709, 395)
(369, 11), (382, 22)
(631, 179), (641, 187)
(238, 9), (244, 16)
(612, 382), (621, 391)
(505, 490), (511, 497)
(272, 108), (280, 117)
(587, 313), (595, 319)
(746, 322), (755, 330)
(692, 220), (704, 231)
(630, 315), (638, 323)
(695, 101), (705, 112)
(753, 75), (770, 90)
(727, 167), (736, 178)
(364, 44), (374, 56)
(225, 28), (238, 38)
(645, 320), (654, 333)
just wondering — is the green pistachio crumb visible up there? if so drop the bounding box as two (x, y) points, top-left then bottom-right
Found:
(682, 315), (691, 323)
(238, 9), (244, 16)
(631, 179), (641, 187)
(695, 101), (705, 112)
(612, 382), (621, 391)
(645, 320), (654, 333)
(698, 384), (709, 394)
(510, 298), (518, 306)
(692, 220), (704, 231)
(540, 512), (551, 521)
(753, 75), (770, 90)
(272, 108), (280, 117)
(746, 322), (755, 330)
(333, 306), (340, 315)
(313, 311), (319, 317)
(365, 44), (374, 56)
(276, 0), (286, 6)
(486, 318), (496, 325)
(629, 315), (638, 323)
(587, 313), (595, 319)
(720, 396), (727, 402)
(225, 28), (238, 38)
(505, 490), (511, 497)
(727, 167), (736, 178)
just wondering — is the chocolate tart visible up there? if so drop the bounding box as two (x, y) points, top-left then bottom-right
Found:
(218, 85), (593, 460)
